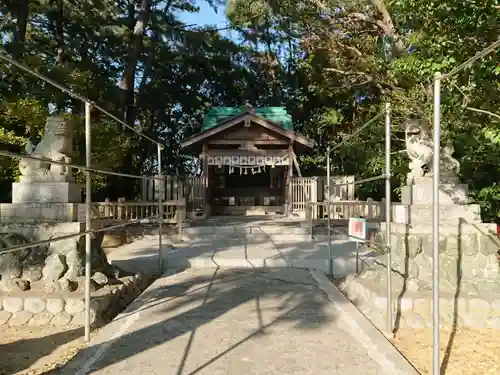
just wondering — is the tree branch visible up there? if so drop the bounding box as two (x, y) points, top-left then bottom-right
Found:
(466, 107), (500, 121)
(324, 67), (369, 76)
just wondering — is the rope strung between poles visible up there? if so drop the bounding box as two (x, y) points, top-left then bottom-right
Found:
(0, 150), (163, 181)
(439, 38), (500, 81)
(0, 52), (164, 148)
(0, 214), (160, 255)
(1, 50), (169, 343)
(329, 111), (384, 153)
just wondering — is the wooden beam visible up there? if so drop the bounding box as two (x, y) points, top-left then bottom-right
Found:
(207, 139), (288, 145)
(181, 112), (315, 149)
(250, 116), (315, 149)
(292, 151), (302, 177)
(205, 148), (289, 157)
(181, 114), (253, 148)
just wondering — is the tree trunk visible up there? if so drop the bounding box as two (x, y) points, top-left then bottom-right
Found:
(370, 0), (405, 54)
(51, 0), (66, 111)
(119, 0), (153, 126)
(11, 0), (29, 60)
(111, 0), (153, 197)
(54, 0), (65, 64)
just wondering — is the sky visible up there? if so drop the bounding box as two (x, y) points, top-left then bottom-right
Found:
(178, 2), (227, 27)
(176, 2), (238, 40)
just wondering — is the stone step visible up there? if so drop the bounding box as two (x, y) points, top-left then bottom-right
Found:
(182, 225), (309, 236)
(164, 251), (375, 277)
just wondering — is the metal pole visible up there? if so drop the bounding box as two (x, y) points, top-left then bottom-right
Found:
(327, 145), (332, 277)
(84, 102), (92, 341)
(385, 102), (392, 334)
(432, 72), (441, 375)
(157, 144), (163, 276)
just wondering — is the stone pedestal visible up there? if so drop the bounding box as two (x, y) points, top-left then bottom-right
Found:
(401, 178), (469, 205)
(340, 222), (500, 329)
(340, 176), (500, 330)
(397, 176), (480, 225)
(12, 182), (82, 204)
(392, 203), (482, 225)
(0, 115), (129, 300)
(0, 203), (87, 222)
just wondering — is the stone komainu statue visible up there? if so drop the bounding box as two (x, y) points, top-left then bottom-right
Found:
(404, 117), (461, 184)
(19, 116), (73, 183)
(404, 118), (434, 183)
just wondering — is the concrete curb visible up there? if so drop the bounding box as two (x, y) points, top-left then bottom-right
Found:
(309, 269), (419, 375)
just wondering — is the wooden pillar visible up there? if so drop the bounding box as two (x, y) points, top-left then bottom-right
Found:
(141, 178), (147, 201)
(154, 175), (163, 201)
(292, 150), (302, 177)
(201, 144), (210, 217)
(147, 177), (154, 201)
(287, 144), (293, 216)
(311, 177), (318, 219)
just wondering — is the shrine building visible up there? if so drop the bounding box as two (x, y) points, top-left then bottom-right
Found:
(180, 105), (315, 216)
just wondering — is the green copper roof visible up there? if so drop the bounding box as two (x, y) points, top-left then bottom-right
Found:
(201, 106), (293, 132)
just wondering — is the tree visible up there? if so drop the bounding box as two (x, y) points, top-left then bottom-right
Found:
(226, 0), (500, 220)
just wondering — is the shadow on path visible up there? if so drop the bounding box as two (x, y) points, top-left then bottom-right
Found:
(59, 268), (341, 375)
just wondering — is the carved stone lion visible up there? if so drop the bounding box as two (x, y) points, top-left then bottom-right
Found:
(440, 143), (461, 183)
(405, 118), (461, 185)
(405, 118), (434, 184)
(19, 116), (73, 183)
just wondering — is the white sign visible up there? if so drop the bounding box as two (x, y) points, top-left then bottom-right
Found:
(394, 205), (407, 224)
(348, 217), (367, 243)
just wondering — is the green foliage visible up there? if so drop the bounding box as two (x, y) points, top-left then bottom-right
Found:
(1, 0), (499, 221)
(226, 0), (500, 220)
(0, 0), (278, 200)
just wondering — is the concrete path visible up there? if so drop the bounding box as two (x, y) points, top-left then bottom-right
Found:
(106, 228), (377, 277)
(59, 268), (417, 375)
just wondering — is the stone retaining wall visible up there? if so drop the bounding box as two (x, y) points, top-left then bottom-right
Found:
(372, 223), (500, 295)
(341, 277), (500, 330)
(0, 274), (150, 327)
(340, 222), (500, 330)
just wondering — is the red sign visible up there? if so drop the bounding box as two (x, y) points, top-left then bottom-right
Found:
(348, 217), (367, 242)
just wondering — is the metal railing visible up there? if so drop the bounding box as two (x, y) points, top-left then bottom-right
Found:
(0, 53), (173, 342)
(428, 39), (500, 375)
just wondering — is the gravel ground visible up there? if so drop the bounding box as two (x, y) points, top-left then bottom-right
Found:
(0, 325), (90, 375)
(392, 327), (500, 375)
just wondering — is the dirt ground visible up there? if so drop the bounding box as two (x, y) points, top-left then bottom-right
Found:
(0, 325), (92, 375)
(392, 327), (500, 375)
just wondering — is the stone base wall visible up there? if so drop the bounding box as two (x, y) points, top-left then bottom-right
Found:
(391, 203), (482, 225)
(12, 182), (82, 204)
(373, 223), (500, 295)
(401, 181), (469, 205)
(341, 278), (500, 330)
(0, 203), (82, 223)
(340, 221), (500, 330)
(0, 274), (149, 327)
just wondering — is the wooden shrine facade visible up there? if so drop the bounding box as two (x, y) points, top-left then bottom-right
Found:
(180, 106), (315, 216)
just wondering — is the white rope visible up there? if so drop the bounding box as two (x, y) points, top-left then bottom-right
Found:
(0, 52), (163, 147)
(440, 38), (500, 81)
